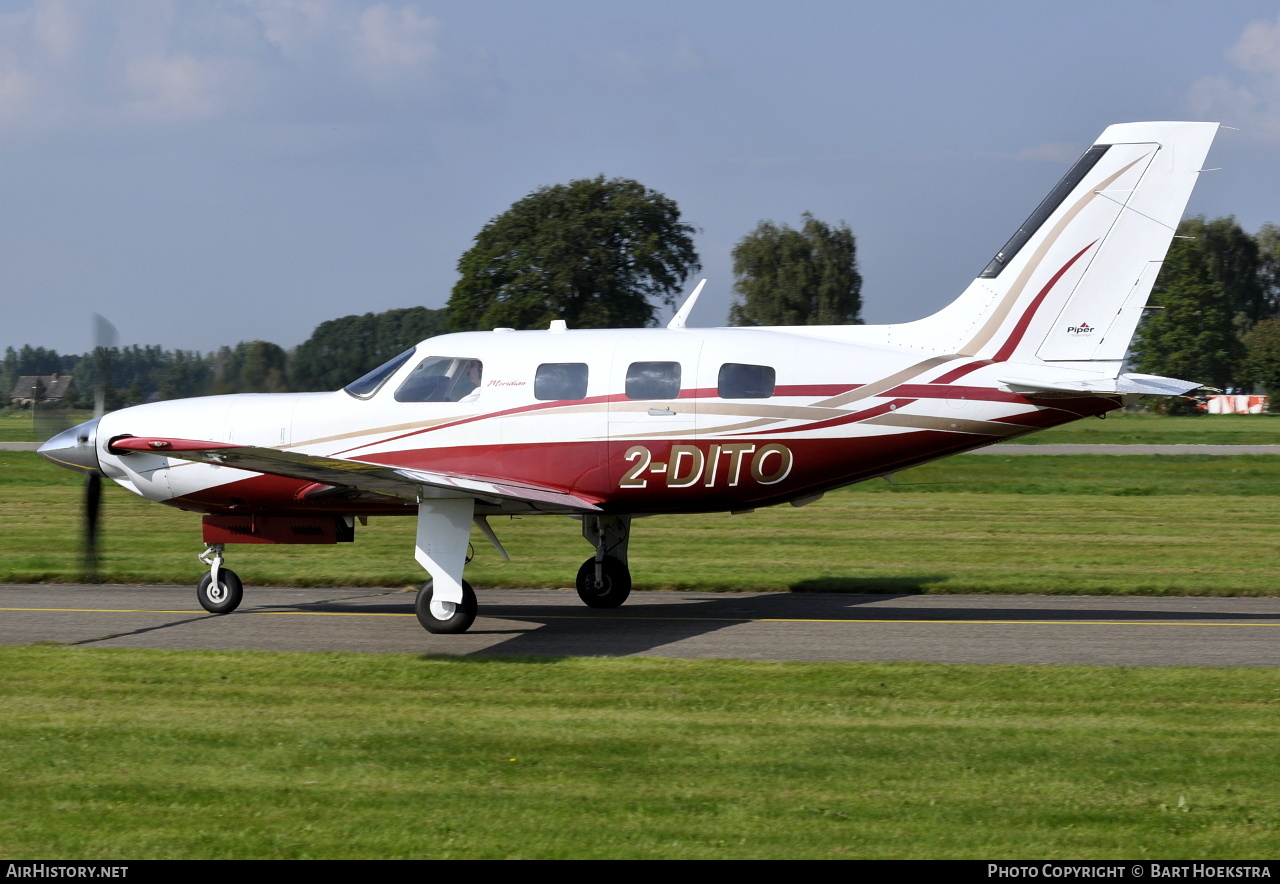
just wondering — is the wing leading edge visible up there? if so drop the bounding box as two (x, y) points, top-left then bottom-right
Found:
(109, 437), (602, 512)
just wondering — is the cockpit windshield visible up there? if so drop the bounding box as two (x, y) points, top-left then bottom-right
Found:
(342, 347), (417, 399)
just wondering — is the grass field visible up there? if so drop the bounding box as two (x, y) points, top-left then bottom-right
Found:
(5, 450), (1280, 595)
(2, 647), (1278, 859)
(6, 448), (1280, 860)
(1009, 411), (1280, 445)
(0, 408), (91, 442)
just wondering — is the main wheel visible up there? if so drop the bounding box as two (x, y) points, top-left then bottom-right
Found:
(576, 555), (631, 608)
(196, 568), (243, 614)
(415, 579), (478, 634)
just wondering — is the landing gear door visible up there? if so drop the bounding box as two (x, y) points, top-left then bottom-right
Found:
(607, 337), (702, 496)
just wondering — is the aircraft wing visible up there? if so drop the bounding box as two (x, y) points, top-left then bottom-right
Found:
(109, 437), (602, 512)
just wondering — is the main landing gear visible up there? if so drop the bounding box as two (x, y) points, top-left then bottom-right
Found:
(196, 543), (243, 614)
(190, 510), (638, 634)
(415, 578), (478, 634)
(576, 514), (632, 608)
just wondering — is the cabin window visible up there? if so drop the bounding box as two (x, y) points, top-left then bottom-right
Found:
(980, 144), (1111, 278)
(535, 363), (589, 401)
(343, 347), (416, 399)
(718, 363), (775, 399)
(394, 357), (484, 402)
(626, 362), (681, 400)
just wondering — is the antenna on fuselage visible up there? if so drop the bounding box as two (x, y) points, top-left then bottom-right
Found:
(667, 279), (707, 330)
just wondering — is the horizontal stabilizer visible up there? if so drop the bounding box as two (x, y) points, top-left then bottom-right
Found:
(109, 437), (602, 512)
(997, 372), (1202, 397)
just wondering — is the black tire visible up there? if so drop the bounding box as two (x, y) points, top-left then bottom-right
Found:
(196, 568), (243, 614)
(576, 555), (631, 608)
(415, 579), (478, 634)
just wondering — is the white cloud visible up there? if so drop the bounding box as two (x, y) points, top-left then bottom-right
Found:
(1226, 16), (1280, 74)
(672, 32), (707, 75)
(353, 4), (439, 74)
(119, 53), (242, 123)
(247, 0), (337, 62)
(0, 1), (495, 138)
(1187, 14), (1280, 142)
(579, 31), (712, 87)
(30, 0), (80, 65)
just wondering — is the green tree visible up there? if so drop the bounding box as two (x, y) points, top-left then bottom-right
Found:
(1134, 237), (1242, 407)
(448, 176), (700, 331)
(1178, 216), (1264, 327)
(728, 213), (862, 327)
(291, 307), (449, 392)
(238, 341), (290, 393)
(1241, 318), (1280, 412)
(1255, 222), (1280, 321)
(155, 350), (214, 400)
(211, 341), (290, 394)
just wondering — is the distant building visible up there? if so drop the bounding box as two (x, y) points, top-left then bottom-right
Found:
(10, 373), (75, 406)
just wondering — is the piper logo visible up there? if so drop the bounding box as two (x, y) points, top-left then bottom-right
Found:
(1066, 322), (1095, 336)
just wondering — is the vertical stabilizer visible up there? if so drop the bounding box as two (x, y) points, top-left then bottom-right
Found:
(973, 122), (1219, 367)
(869, 122), (1218, 371)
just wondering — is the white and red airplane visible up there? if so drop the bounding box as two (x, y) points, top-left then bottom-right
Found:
(40, 121), (1219, 634)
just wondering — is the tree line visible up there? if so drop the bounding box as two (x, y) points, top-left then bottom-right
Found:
(1133, 217), (1280, 409)
(1, 308), (449, 410)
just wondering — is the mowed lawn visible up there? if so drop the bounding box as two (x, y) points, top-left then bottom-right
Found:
(1003, 411), (1280, 445)
(2, 647), (1278, 859)
(4, 450), (1280, 595)
(5, 448), (1280, 859)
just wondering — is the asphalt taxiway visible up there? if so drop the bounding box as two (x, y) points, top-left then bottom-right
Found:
(3, 584), (1279, 666)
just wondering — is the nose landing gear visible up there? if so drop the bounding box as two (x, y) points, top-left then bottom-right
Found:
(196, 543), (243, 614)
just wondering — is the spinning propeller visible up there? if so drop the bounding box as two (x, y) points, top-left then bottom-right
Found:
(38, 315), (115, 582)
(82, 314), (116, 581)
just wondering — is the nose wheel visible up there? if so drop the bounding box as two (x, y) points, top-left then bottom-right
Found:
(196, 543), (243, 614)
(196, 569), (243, 614)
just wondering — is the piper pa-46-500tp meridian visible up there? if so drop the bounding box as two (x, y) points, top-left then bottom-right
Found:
(41, 121), (1221, 634)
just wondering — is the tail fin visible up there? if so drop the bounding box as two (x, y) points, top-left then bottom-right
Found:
(892, 122), (1219, 369)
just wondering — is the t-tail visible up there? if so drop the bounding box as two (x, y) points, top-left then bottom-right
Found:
(857, 122), (1220, 396)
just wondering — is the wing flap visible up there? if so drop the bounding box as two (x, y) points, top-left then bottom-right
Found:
(109, 437), (602, 512)
(997, 372), (1202, 397)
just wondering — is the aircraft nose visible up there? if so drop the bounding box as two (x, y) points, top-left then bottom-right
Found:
(38, 417), (103, 475)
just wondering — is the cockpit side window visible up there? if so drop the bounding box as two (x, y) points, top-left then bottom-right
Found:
(718, 363), (775, 399)
(535, 363), (589, 401)
(343, 348), (416, 399)
(394, 357), (484, 402)
(626, 362), (681, 400)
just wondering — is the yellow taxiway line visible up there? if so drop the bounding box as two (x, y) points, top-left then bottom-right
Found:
(3, 606), (1280, 627)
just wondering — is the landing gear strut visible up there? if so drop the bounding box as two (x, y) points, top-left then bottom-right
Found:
(196, 543), (243, 614)
(577, 515), (632, 608)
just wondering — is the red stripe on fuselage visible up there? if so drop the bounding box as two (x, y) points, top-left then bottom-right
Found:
(992, 241), (1096, 362)
(334, 382), (864, 456)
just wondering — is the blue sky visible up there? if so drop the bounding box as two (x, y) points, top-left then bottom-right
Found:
(5, 0), (1280, 356)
